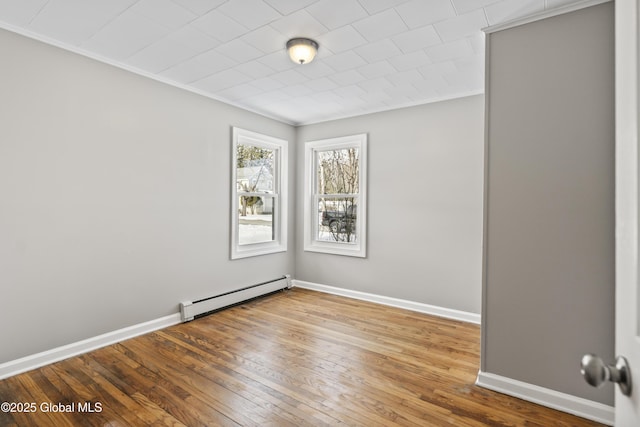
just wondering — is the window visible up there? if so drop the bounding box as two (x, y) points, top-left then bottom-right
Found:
(231, 127), (287, 259)
(304, 134), (367, 257)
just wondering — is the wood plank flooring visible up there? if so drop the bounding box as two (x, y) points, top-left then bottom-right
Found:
(0, 288), (604, 426)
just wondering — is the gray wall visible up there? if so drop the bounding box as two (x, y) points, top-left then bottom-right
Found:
(296, 96), (485, 314)
(1, 26), (485, 366)
(482, 3), (615, 405)
(0, 28), (296, 363)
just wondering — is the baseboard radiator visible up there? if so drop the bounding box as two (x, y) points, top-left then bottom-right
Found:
(179, 275), (292, 322)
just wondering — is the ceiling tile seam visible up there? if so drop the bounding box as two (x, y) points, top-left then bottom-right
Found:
(353, 0), (372, 17)
(135, 0), (201, 29)
(169, 0), (223, 16)
(449, 0), (460, 15)
(119, 6), (257, 68)
(166, 45), (268, 86)
(121, 3), (230, 68)
(143, 29), (225, 75)
(80, 1), (143, 47)
(431, 25), (447, 47)
(350, 23), (410, 72)
(162, 9), (335, 78)
(26, 0), (50, 26)
(176, 32), (379, 88)
(386, 8), (429, 59)
(216, 4), (279, 34)
(481, 7), (491, 30)
(231, 44), (430, 101)
(358, 0), (411, 16)
(81, 12), (169, 63)
(213, 1), (335, 48)
(320, 8), (396, 46)
(175, 8), (260, 49)
(236, 65), (418, 107)
(328, 50), (369, 72)
(393, 4), (412, 32)
(393, 4), (462, 48)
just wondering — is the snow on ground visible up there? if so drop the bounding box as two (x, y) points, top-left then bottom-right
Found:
(237, 214), (358, 245)
(238, 215), (273, 245)
(239, 223), (273, 245)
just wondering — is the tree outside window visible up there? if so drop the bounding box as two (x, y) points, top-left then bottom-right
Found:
(231, 128), (287, 259)
(304, 134), (367, 258)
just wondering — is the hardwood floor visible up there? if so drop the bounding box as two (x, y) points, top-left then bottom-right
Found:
(0, 288), (604, 426)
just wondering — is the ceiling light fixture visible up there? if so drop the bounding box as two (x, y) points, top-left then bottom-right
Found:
(286, 38), (319, 65)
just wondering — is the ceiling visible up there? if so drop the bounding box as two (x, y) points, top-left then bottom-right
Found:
(0, 0), (581, 125)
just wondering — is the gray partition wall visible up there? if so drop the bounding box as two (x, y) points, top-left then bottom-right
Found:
(480, 1), (615, 407)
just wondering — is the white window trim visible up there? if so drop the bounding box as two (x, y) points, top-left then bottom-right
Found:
(231, 127), (288, 260)
(303, 133), (368, 258)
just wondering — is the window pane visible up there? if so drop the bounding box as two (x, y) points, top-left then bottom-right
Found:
(236, 144), (275, 193)
(238, 195), (274, 245)
(317, 197), (358, 243)
(231, 127), (288, 259)
(316, 148), (359, 194)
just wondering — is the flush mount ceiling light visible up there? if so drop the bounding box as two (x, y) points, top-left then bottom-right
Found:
(286, 38), (319, 65)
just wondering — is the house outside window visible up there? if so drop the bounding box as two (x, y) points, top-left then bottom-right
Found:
(231, 127), (287, 259)
(304, 134), (368, 257)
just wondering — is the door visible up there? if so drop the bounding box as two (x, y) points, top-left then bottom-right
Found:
(615, 0), (640, 425)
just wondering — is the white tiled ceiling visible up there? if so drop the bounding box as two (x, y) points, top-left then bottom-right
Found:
(0, 0), (582, 125)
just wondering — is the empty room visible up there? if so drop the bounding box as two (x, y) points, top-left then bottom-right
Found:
(1, 0), (638, 426)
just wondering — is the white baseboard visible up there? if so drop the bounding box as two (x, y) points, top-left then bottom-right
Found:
(292, 280), (481, 324)
(476, 371), (614, 425)
(0, 313), (182, 380)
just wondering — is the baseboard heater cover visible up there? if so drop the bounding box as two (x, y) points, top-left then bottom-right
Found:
(180, 275), (292, 322)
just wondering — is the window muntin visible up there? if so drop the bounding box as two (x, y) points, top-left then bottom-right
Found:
(304, 134), (367, 257)
(231, 128), (287, 259)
